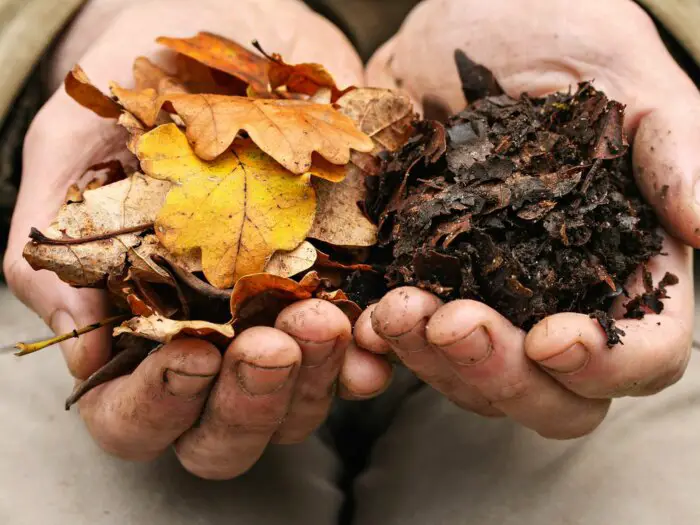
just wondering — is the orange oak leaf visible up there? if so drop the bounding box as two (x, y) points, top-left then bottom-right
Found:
(135, 123), (317, 288)
(132, 57), (187, 94)
(156, 32), (269, 93)
(159, 94), (374, 173)
(230, 271), (321, 319)
(268, 54), (348, 101)
(64, 65), (121, 118)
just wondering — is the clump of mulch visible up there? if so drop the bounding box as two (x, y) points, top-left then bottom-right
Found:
(358, 52), (674, 346)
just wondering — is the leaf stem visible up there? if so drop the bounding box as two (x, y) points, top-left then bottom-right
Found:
(14, 314), (130, 356)
(29, 223), (153, 246)
(251, 40), (280, 63)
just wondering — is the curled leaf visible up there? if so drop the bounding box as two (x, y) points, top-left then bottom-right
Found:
(230, 271), (321, 319)
(156, 32), (269, 93)
(64, 65), (121, 118)
(267, 53), (346, 101)
(136, 124), (317, 288)
(316, 289), (362, 324)
(114, 314), (234, 344)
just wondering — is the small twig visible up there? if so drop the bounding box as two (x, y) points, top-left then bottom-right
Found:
(151, 255), (232, 301)
(14, 314), (129, 356)
(29, 223), (153, 246)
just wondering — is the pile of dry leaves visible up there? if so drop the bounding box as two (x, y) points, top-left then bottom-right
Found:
(19, 32), (415, 407)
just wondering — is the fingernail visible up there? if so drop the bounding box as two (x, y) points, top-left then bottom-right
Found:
(292, 337), (338, 367)
(382, 317), (432, 354)
(237, 362), (294, 396)
(164, 369), (216, 397)
(539, 343), (590, 374)
(49, 310), (78, 362)
(437, 326), (492, 365)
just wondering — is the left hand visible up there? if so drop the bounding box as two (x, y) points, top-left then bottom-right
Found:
(352, 0), (696, 439)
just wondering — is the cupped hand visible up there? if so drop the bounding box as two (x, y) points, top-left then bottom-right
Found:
(3, 0), (391, 478)
(356, 0), (696, 438)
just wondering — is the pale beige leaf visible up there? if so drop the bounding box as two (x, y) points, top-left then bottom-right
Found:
(114, 314), (234, 344)
(336, 87), (415, 154)
(23, 174), (170, 287)
(308, 164), (377, 247)
(265, 241), (317, 277)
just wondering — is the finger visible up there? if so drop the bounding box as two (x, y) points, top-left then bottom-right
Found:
(633, 102), (700, 247)
(526, 237), (693, 398)
(78, 338), (220, 461)
(354, 304), (391, 354)
(338, 342), (393, 400)
(174, 327), (299, 480)
(369, 287), (501, 418)
(425, 300), (610, 439)
(273, 299), (351, 443)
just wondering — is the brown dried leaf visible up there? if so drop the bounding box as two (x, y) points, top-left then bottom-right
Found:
(64, 65), (121, 118)
(23, 174), (170, 287)
(337, 88), (415, 154)
(114, 314), (234, 344)
(316, 289), (362, 323)
(309, 164), (378, 246)
(230, 271), (321, 319)
(315, 250), (373, 272)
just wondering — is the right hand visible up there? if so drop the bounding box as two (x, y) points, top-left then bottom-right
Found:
(3, 0), (390, 479)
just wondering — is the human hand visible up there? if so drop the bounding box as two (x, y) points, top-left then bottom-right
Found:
(3, 0), (391, 478)
(355, 0), (696, 438)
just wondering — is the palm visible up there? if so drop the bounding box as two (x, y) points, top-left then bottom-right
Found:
(358, 0), (697, 438)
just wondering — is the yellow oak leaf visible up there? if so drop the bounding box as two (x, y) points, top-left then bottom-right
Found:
(160, 94), (373, 173)
(135, 123), (317, 288)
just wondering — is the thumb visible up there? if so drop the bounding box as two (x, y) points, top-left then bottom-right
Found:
(633, 100), (700, 248)
(4, 94), (122, 380)
(4, 258), (112, 380)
